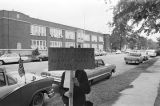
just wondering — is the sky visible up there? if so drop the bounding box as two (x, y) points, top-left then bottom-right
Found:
(1, 0), (158, 41)
(0, 0), (118, 34)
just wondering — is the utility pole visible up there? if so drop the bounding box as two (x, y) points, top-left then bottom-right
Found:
(7, 11), (10, 53)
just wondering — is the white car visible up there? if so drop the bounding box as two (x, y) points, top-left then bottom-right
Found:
(146, 50), (157, 57)
(116, 50), (121, 54)
(0, 53), (28, 65)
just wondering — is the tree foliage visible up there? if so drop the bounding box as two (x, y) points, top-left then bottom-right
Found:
(32, 48), (40, 56)
(113, 0), (160, 35)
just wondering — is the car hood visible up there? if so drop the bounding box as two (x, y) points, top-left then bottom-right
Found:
(0, 84), (21, 99)
(42, 63), (115, 78)
(125, 56), (141, 59)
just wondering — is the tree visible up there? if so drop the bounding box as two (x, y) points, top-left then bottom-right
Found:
(32, 48), (40, 56)
(147, 39), (158, 49)
(113, 0), (160, 36)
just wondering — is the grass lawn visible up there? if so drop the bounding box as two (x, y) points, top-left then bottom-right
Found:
(44, 57), (158, 106)
(87, 57), (158, 106)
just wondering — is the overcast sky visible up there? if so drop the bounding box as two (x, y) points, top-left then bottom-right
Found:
(0, 0), (118, 34)
(1, 0), (158, 41)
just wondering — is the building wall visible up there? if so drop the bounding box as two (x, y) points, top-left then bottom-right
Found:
(0, 10), (109, 55)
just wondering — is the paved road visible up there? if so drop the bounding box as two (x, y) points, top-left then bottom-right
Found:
(2, 53), (153, 106)
(96, 54), (138, 76)
(3, 53), (138, 77)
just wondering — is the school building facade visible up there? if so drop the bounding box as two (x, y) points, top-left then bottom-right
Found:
(0, 10), (110, 55)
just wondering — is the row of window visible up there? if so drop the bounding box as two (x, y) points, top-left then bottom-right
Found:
(31, 40), (46, 50)
(50, 41), (62, 47)
(50, 28), (63, 38)
(30, 25), (104, 42)
(30, 39), (103, 50)
(30, 25), (46, 36)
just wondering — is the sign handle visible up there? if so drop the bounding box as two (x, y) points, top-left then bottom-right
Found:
(69, 71), (74, 106)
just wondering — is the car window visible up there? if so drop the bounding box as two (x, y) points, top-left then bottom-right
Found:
(95, 60), (104, 67)
(97, 60), (104, 66)
(1, 54), (9, 57)
(6, 75), (17, 85)
(0, 72), (6, 87)
(10, 53), (18, 57)
(129, 53), (141, 57)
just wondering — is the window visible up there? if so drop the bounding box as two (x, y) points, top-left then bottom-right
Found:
(50, 28), (63, 38)
(99, 36), (104, 42)
(98, 45), (103, 50)
(83, 43), (90, 48)
(84, 34), (90, 41)
(65, 42), (75, 48)
(91, 35), (97, 42)
(31, 40), (46, 50)
(77, 32), (84, 41)
(30, 25), (46, 36)
(0, 73), (6, 87)
(6, 75), (17, 85)
(50, 41), (62, 47)
(92, 44), (97, 49)
(65, 30), (75, 40)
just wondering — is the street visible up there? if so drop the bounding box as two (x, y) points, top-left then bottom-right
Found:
(3, 54), (137, 76)
(2, 53), (144, 106)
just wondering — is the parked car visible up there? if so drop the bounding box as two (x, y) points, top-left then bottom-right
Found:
(116, 50), (122, 54)
(36, 53), (48, 61)
(94, 50), (100, 56)
(0, 67), (58, 106)
(124, 49), (131, 54)
(41, 59), (116, 85)
(146, 50), (157, 57)
(100, 50), (107, 56)
(124, 52), (143, 64)
(0, 53), (28, 65)
(30, 53), (48, 62)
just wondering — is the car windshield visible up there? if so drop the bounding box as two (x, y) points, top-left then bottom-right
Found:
(1, 54), (10, 57)
(7, 72), (43, 83)
(129, 53), (141, 57)
(0, 72), (6, 87)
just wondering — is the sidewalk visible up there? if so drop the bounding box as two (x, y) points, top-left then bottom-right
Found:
(112, 57), (160, 106)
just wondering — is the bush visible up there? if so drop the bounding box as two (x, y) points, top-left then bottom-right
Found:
(32, 48), (40, 56)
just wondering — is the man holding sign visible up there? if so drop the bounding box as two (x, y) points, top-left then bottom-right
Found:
(48, 48), (95, 106)
(59, 69), (90, 106)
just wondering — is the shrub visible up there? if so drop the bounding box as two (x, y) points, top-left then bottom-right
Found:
(32, 48), (40, 56)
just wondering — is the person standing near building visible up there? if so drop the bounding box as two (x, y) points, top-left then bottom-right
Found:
(59, 69), (91, 106)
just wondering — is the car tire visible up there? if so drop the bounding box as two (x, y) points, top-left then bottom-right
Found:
(106, 72), (112, 79)
(0, 60), (4, 65)
(30, 92), (44, 106)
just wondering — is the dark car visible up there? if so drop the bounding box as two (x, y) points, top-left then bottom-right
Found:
(30, 53), (48, 62)
(41, 59), (116, 85)
(0, 67), (58, 106)
(36, 53), (48, 61)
